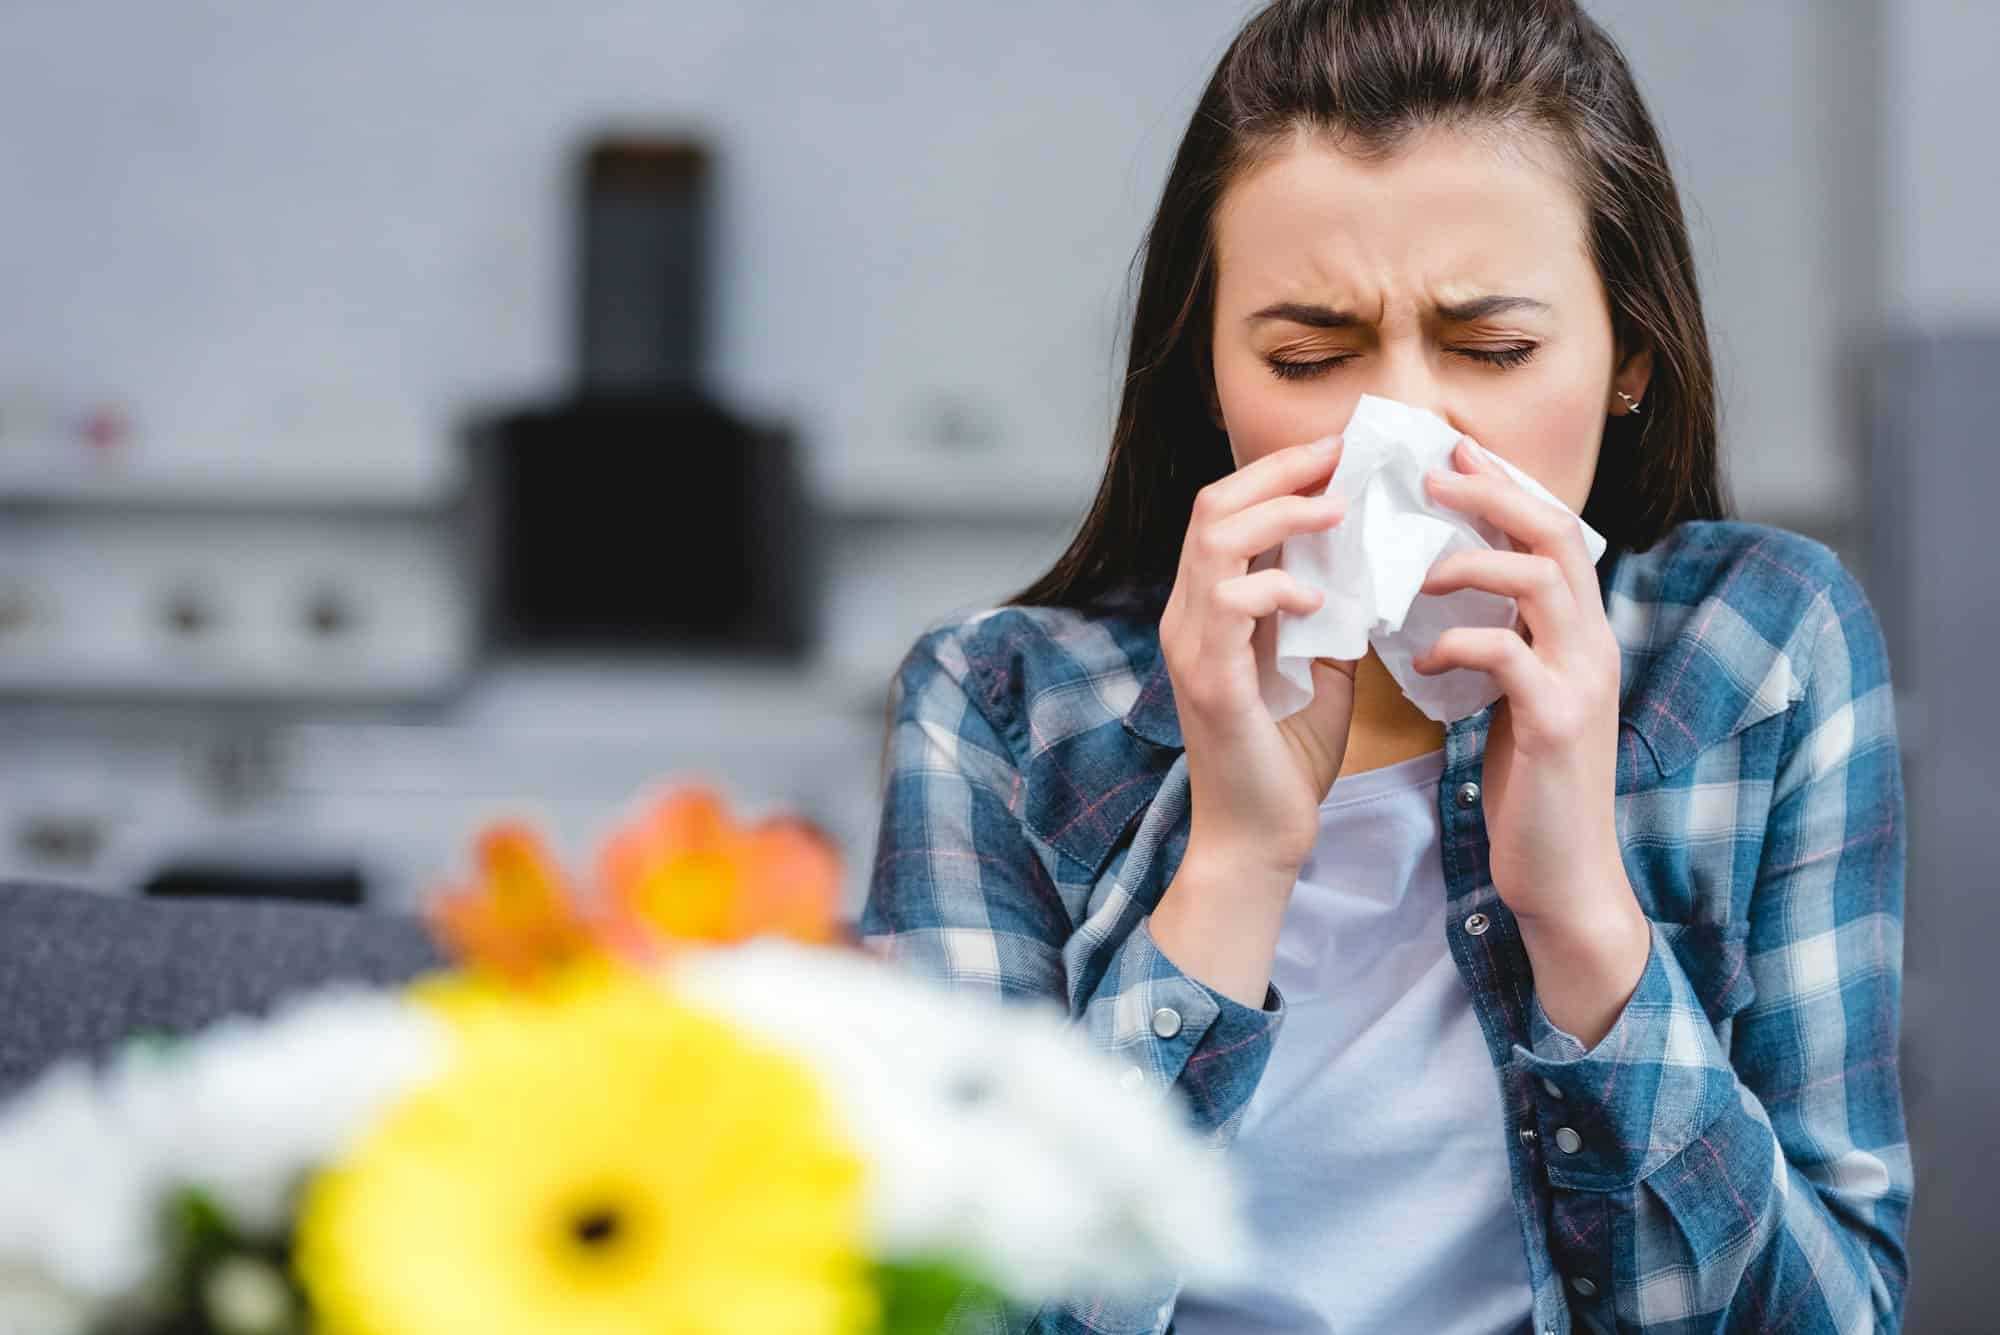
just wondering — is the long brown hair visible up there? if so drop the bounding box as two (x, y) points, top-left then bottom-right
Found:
(1008, 0), (1730, 611)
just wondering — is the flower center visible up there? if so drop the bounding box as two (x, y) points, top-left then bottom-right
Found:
(640, 853), (740, 938)
(571, 1207), (623, 1250)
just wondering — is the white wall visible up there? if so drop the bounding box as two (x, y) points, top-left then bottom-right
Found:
(1, 0), (1944, 526)
(0, 0), (1241, 508)
(1887, 0), (2000, 327)
(1584, 0), (1859, 521)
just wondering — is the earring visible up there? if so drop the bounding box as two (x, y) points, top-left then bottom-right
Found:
(1615, 390), (1643, 414)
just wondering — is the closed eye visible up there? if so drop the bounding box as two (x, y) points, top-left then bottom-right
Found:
(1265, 355), (1356, 381)
(1456, 344), (1538, 368)
(1263, 343), (1539, 381)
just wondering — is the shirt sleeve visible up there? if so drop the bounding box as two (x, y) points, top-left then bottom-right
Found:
(1512, 563), (1913, 1331)
(859, 626), (1286, 1146)
(861, 627), (1282, 1335)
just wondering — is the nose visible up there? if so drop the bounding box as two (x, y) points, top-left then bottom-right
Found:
(1367, 342), (1451, 424)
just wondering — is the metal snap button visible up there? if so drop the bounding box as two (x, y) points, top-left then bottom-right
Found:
(1464, 912), (1491, 936)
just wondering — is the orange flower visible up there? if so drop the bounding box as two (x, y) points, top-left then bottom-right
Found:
(426, 824), (604, 984)
(598, 786), (842, 955)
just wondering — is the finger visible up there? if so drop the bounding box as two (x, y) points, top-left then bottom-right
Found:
(1312, 655), (1359, 682)
(1419, 549), (1577, 652)
(1195, 435), (1343, 523)
(1210, 568), (1325, 626)
(1425, 438), (1595, 592)
(1203, 491), (1346, 565)
(1411, 625), (1556, 699)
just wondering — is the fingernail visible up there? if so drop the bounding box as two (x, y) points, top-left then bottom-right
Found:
(1310, 434), (1341, 456)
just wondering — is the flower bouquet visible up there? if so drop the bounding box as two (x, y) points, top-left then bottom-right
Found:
(0, 784), (1246, 1334)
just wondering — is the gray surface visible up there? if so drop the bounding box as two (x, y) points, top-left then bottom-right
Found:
(0, 881), (442, 1098)
(1861, 332), (2000, 1333)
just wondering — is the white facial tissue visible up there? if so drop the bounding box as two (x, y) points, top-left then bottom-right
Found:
(1251, 393), (1608, 725)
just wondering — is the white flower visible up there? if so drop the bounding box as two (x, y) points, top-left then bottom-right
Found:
(201, 1255), (294, 1335)
(113, 987), (445, 1236)
(0, 985), (444, 1321)
(0, 1260), (96, 1335)
(0, 1059), (159, 1298)
(666, 941), (1250, 1303)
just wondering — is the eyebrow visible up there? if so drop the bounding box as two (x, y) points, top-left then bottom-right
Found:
(1247, 295), (1553, 326)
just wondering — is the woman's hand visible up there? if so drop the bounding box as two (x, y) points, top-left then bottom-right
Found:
(1413, 438), (1646, 978)
(1159, 435), (1361, 883)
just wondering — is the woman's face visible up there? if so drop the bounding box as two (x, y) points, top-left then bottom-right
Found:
(1208, 127), (1651, 512)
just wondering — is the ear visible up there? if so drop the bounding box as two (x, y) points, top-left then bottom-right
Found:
(1612, 342), (1655, 414)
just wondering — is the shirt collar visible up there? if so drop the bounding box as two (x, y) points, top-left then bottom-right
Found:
(1120, 648), (1184, 750)
(1116, 575), (1183, 750)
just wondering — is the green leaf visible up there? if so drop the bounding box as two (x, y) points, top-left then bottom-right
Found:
(166, 1188), (239, 1257)
(85, 1189), (309, 1335)
(870, 1258), (1009, 1335)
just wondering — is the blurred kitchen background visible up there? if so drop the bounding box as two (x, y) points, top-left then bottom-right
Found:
(0, 1), (1992, 1325)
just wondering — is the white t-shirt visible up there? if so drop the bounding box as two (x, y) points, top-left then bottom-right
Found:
(1172, 747), (1535, 1335)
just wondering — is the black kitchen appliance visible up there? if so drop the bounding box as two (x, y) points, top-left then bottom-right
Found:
(465, 134), (814, 657)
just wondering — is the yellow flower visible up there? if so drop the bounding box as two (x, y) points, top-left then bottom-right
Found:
(295, 973), (876, 1335)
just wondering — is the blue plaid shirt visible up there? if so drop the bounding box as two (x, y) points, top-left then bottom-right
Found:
(860, 519), (1912, 1334)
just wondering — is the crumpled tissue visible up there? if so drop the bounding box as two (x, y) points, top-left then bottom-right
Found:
(1251, 393), (1607, 725)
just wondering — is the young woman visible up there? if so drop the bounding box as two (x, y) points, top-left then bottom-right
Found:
(862, 2), (1911, 1331)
